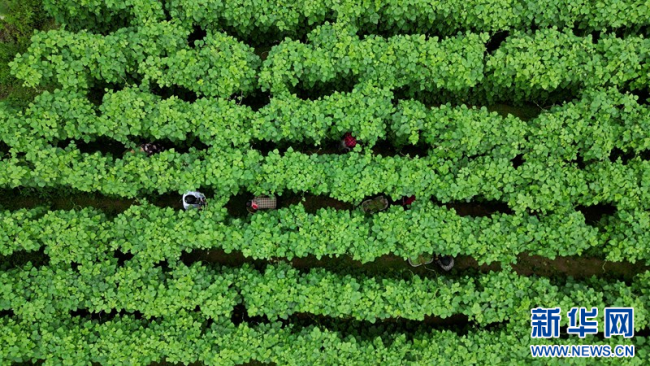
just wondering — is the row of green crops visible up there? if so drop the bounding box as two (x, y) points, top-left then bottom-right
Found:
(2, 202), (648, 265)
(2, 87), (647, 162)
(3, 2), (649, 366)
(11, 23), (650, 102)
(1, 145), (649, 212)
(0, 84), (393, 150)
(2, 314), (645, 365)
(261, 25), (649, 101)
(3, 259), (649, 326)
(43, 0), (650, 37)
(9, 21), (260, 97)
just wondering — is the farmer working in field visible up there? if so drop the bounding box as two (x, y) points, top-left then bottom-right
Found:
(128, 142), (165, 156)
(183, 191), (206, 210)
(340, 132), (357, 152)
(140, 143), (165, 156)
(246, 196), (277, 213)
(408, 254), (455, 271)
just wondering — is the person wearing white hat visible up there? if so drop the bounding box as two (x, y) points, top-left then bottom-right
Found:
(182, 191), (206, 210)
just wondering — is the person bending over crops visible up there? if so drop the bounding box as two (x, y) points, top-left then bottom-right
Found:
(183, 191), (206, 210)
(401, 195), (416, 208)
(128, 143), (165, 156)
(361, 195), (389, 214)
(140, 143), (165, 156)
(408, 254), (455, 271)
(340, 132), (357, 152)
(436, 256), (455, 271)
(246, 196), (277, 213)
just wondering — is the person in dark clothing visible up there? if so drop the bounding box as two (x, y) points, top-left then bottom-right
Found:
(140, 143), (165, 156)
(361, 195), (389, 214)
(408, 254), (455, 271)
(436, 255), (455, 271)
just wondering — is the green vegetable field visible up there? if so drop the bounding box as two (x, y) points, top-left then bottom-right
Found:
(1, 0), (649, 364)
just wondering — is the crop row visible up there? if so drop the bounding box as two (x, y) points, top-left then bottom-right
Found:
(3, 87), (648, 163)
(1, 145), (649, 212)
(12, 24), (650, 102)
(2, 314), (645, 365)
(9, 22), (260, 98)
(3, 260), (648, 327)
(4, 202), (649, 265)
(0, 84), (393, 151)
(262, 25), (650, 101)
(0, 202), (595, 265)
(44, 0), (650, 37)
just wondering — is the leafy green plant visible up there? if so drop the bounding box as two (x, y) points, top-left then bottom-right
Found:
(260, 23), (488, 95)
(44, 0), (650, 38)
(42, 0), (164, 32)
(0, 261), (239, 322)
(484, 29), (650, 102)
(1, 313), (645, 365)
(9, 199), (650, 266)
(3, 259), (649, 328)
(2, 140), (650, 213)
(3, 87), (647, 166)
(0, 0), (52, 108)
(9, 22), (260, 97)
(0, 84), (393, 150)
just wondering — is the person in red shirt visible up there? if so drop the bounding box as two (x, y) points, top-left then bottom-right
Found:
(340, 132), (357, 152)
(402, 195), (416, 207)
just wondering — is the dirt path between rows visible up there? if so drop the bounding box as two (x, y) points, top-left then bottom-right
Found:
(183, 249), (647, 281)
